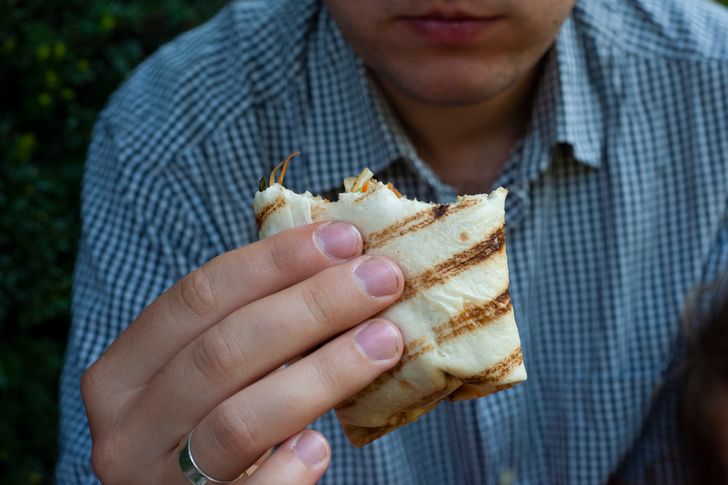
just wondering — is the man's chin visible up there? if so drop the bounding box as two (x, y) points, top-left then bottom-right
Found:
(404, 84), (506, 107)
(374, 66), (519, 107)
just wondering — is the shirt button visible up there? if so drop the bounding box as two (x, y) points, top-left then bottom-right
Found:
(499, 468), (515, 485)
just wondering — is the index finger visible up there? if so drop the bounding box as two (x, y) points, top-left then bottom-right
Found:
(93, 221), (362, 391)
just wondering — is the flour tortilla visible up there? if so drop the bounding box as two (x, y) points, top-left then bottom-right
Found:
(253, 178), (526, 446)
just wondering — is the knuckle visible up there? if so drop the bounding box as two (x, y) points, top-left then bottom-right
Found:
(80, 366), (97, 402)
(267, 236), (297, 275)
(301, 283), (337, 328)
(179, 267), (217, 317)
(193, 329), (245, 384)
(80, 363), (105, 409)
(311, 350), (343, 395)
(216, 400), (263, 459)
(91, 437), (120, 481)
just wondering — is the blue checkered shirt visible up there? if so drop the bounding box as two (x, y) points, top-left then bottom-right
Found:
(58, 0), (728, 483)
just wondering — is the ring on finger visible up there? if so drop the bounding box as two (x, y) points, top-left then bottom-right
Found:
(179, 428), (248, 484)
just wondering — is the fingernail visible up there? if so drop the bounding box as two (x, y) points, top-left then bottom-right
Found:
(314, 223), (361, 260)
(293, 431), (328, 467)
(354, 257), (400, 297)
(355, 320), (400, 361)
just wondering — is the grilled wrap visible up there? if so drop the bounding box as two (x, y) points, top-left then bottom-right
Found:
(253, 172), (526, 446)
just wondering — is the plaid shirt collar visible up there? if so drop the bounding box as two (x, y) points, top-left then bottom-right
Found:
(301, 4), (606, 196)
(551, 10), (606, 170)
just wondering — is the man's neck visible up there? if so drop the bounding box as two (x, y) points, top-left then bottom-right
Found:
(374, 64), (541, 194)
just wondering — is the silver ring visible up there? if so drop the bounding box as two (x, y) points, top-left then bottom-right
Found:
(179, 428), (247, 484)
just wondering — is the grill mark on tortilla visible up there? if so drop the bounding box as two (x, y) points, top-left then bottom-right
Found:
(434, 289), (512, 344)
(255, 196), (286, 229)
(433, 204), (448, 218)
(390, 340), (434, 375)
(338, 243), (509, 410)
(310, 204), (326, 220)
(337, 339), (434, 410)
(401, 226), (505, 301)
(339, 339), (520, 412)
(337, 280), (510, 409)
(464, 347), (523, 385)
(363, 198), (480, 251)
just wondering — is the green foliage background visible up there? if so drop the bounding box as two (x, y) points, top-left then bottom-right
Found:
(2, 0), (727, 483)
(0, 1), (225, 482)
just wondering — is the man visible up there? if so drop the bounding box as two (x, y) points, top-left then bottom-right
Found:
(58, 0), (728, 483)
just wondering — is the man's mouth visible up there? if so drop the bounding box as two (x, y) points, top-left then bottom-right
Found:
(399, 10), (503, 45)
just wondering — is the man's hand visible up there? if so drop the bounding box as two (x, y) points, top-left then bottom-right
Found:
(81, 222), (404, 484)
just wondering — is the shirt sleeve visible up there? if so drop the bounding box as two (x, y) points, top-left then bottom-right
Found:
(55, 118), (213, 483)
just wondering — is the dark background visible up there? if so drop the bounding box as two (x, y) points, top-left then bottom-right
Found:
(1, 0), (727, 483)
(0, 1), (225, 481)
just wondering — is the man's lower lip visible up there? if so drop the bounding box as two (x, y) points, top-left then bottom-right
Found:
(401, 17), (499, 44)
